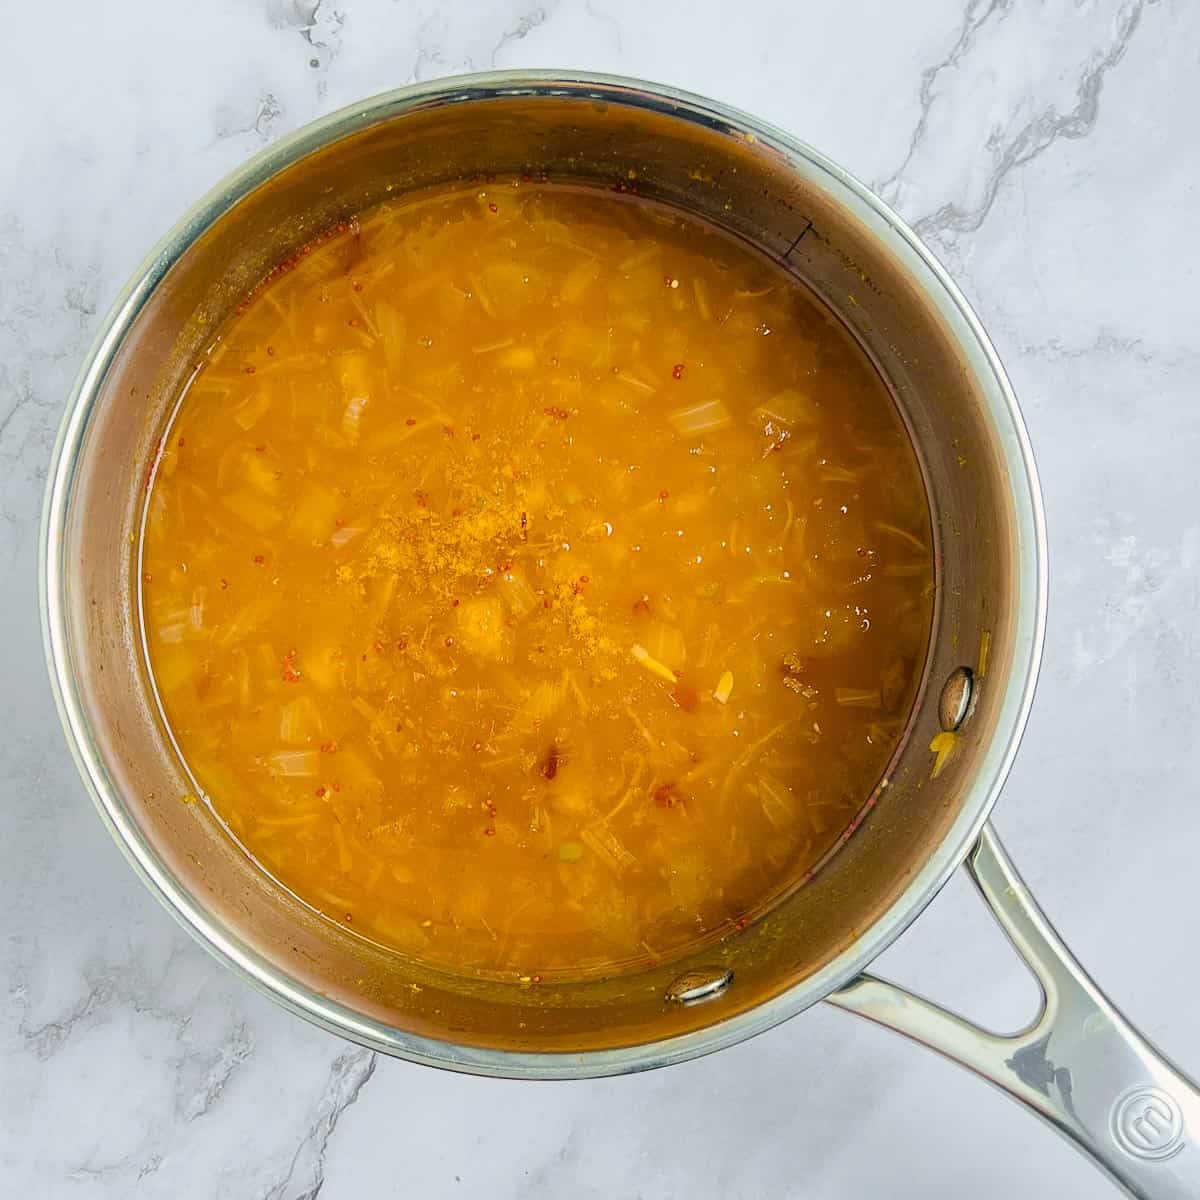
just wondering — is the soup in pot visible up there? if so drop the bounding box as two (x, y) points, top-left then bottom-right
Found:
(141, 182), (933, 978)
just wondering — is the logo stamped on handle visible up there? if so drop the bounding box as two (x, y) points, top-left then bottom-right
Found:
(1111, 1087), (1185, 1161)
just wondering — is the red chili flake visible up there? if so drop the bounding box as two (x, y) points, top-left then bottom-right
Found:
(396, 638), (408, 651)
(352, 280), (363, 292)
(542, 597), (552, 609)
(414, 490), (428, 507)
(266, 345), (275, 357)
(254, 443), (266, 453)
(142, 572), (153, 583)
(451, 507), (463, 518)
(488, 203), (498, 213)
(219, 577), (229, 590)
(487, 802), (497, 817)
(471, 432), (481, 441)
(320, 741), (339, 754)
(734, 917), (747, 932)
(405, 417), (417, 427)
(281, 648), (301, 683)
(541, 744), (560, 780)
(672, 363), (685, 380)
(451, 597), (460, 607)
(658, 489), (669, 501)
(253, 554), (265, 565)
(315, 786), (327, 798)
(653, 781), (681, 808)
(348, 317), (360, 328)
(244, 365), (256, 375)
(671, 684), (700, 713)
(632, 597), (652, 620)
(543, 406), (569, 420)
(531, 973), (542, 984)
(177, 437), (186, 448)
(332, 781), (341, 792)
(444, 636), (455, 647)
(484, 826), (496, 836)
(471, 740), (482, 753)
(344, 913), (353, 923)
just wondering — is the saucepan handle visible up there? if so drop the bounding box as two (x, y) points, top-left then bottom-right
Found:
(827, 821), (1200, 1198)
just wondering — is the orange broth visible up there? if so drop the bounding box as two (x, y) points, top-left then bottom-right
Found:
(141, 182), (933, 979)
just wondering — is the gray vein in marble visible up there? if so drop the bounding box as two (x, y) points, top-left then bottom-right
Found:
(1016, 332), (1200, 367)
(15, 941), (189, 1062)
(491, 5), (550, 68)
(263, 1049), (377, 1200)
(876, 0), (1014, 207)
(583, 0), (623, 53)
(178, 1022), (256, 1123)
(883, 0), (1155, 246)
(215, 93), (285, 143)
(271, 0), (346, 66)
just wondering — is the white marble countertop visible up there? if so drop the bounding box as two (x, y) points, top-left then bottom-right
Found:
(4, 1), (1198, 1195)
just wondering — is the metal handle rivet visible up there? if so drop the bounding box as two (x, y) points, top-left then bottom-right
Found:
(939, 666), (974, 732)
(666, 966), (734, 1006)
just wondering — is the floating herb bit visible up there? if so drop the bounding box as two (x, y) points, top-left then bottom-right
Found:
(631, 642), (678, 684)
(929, 731), (958, 778)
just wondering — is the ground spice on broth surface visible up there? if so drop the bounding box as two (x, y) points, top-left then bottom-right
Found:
(141, 182), (933, 978)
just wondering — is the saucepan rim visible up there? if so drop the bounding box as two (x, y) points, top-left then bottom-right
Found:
(39, 69), (1048, 1079)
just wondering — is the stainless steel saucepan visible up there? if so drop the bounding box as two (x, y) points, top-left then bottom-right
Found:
(40, 72), (1200, 1196)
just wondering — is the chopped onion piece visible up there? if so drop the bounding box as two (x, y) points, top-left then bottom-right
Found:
(497, 344), (536, 370)
(233, 390), (271, 431)
(280, 696), (323, 744)
(287, 481), (341, 545)
(756, 774), (795, 830)
(646, 621), (686, 670)
(874, 522), (928, 553)
(582, 826), (635, 873)
(752, 387), (810, 428)
(498, 569), (538, 619)
(266, 749), (320, 777)
(713, 670), (734, 704)
(668, 399), (731, 436)
(156, 611), (190, 644)
(375, 302), (406, 371)
(221, 488), (282, 533)
(189, 588), (206, 631)
(342, 394), (368, 443)
(330, 525), (363, 548)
